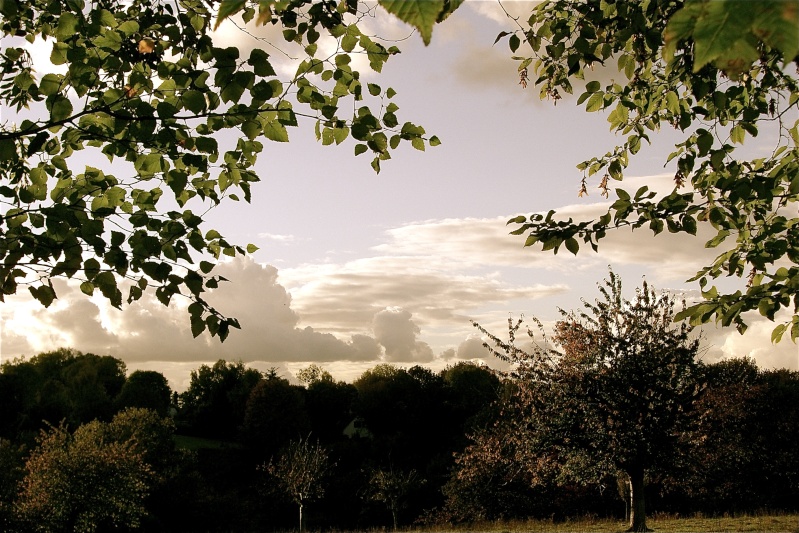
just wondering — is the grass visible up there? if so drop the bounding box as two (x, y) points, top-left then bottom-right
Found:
(416, 513), (799, 533)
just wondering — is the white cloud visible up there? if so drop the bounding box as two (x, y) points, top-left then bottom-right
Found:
(258, 232), (297, 243)
(280, 254), (568, 334)
(698, 311), (799, 371)
(1, 208), (792, 388)
(457, 335), (492, 360)
(372, 306), (433, 362)
(0, 258), (383, 366)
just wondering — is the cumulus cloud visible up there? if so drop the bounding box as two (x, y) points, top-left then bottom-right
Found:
(372, 307), (433, 362)
(698, 311), (799, 371)
(457, 335), (492, 360)
(0, 258), (383, 366)
(2, 208), (794, 389)
(280, 254), (568, 334)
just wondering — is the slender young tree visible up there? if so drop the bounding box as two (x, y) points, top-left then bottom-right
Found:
(366, 466), (424, 531)
(261, 436), (332, 532)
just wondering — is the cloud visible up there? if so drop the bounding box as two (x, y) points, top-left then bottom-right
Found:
(373, 216), (543, 267)
(372, 307), (433, 362)
(2, 208), (793, 391)
(699, 311), (799, 371)
(280, 254), (568, 334)
(257, 233), (297, 243)
(457, 335), (492, 360)
(0, 258), (383, 366)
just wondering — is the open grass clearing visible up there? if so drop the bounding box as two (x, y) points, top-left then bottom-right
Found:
(417, 514), (799, 533)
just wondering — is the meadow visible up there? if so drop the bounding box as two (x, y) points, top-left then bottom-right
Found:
(419, 514), (799, 533)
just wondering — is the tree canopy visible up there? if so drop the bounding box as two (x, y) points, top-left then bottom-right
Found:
(492, 0), (799, 340)
(7, 0), (794, 345)
(473, 272), (703, 532)
(360, 0), (799, 341)
(0, 0), (437, 339)
(15, 418), (152, 532)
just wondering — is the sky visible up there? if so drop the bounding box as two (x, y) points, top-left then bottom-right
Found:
(1, 1), (797, 391)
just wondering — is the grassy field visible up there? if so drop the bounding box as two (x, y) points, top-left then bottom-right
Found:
(419, 514), (799, 533)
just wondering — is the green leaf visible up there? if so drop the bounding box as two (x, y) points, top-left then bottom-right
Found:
(191, 315), (206, 338)
(689, 1), (759, 73)
(56, 12), (79, 41)
(696, 131), (713, 156)
(29, 285), (57, 307)
(378, 0), (447, 45)
(263, 120), (289, 142)
(182, 90), (206, 114)
(84, 258), (101, 280)
(730, 124), (745, 144)
(117, 20), (139, 37)
(248, 49), (276, 77)
(0, 139), (15, 161)
(80, 281), (94, 296)
(214, 0), (246, 29)
(753, 1), (799, 64)
(565, 237), (579, 255)
(39, 74), (63, 96)
(771, 323), (788, 343)
(241, 120), (261, 140)
(585, 92), (604, 112)
(333, 127), (348, 144)
(665, 91), (680, 114)
(220, 82), (244, 103)
(50, 42), (69, 65)
(341, 33), (358, 53)
(0, 0), (18, 18)
(585, 80), (601, 93)
(48, 95), (73, 122)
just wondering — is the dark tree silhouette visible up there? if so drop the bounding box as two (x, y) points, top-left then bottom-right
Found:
(261, 437), (333, 532)
(474, 271), (703, 532)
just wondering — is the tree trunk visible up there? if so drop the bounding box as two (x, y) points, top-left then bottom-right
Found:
(298, 501), (305, 533)
(627, 467), (651, 532)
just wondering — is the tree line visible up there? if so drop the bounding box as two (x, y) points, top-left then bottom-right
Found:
(1, 339), (798, 531)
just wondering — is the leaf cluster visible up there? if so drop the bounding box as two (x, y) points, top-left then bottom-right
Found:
(1, 0), (437, 338)
(493, 0), (799, 340)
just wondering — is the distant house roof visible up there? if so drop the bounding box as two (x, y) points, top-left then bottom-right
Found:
(343, 417), (373, 439)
